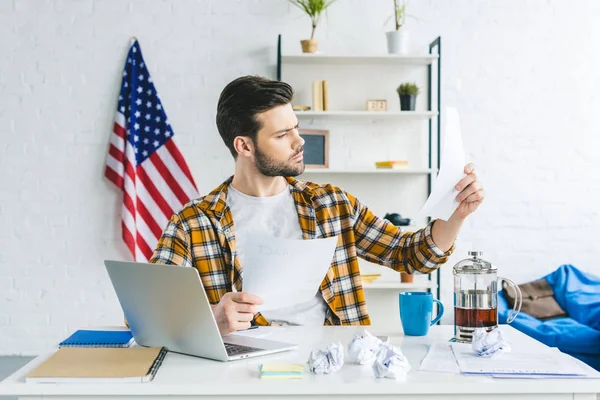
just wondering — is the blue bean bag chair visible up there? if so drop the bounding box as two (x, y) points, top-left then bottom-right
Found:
(498, 264), (600, 371)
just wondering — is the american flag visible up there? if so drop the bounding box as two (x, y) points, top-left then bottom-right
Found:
(105, 39), (199, 261)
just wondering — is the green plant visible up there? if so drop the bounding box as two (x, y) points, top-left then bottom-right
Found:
(288, 0), (337, 40)
(393, 0), (407, 30)
(396, 82), (419, 96)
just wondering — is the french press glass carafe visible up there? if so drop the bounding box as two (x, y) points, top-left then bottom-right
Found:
(453, 251), (522, 342)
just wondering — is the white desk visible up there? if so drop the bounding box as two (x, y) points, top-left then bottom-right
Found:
(1, 325), (599, 400)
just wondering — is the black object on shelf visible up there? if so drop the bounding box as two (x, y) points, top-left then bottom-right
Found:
(383, 213), (411, 226)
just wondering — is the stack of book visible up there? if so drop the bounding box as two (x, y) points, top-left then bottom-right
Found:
(259, 363), (304, 380)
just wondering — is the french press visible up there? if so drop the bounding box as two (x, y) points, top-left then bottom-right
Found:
(453, 251), (522, 342)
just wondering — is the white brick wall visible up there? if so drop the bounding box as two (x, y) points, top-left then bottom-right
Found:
(1, 0), (600, 355)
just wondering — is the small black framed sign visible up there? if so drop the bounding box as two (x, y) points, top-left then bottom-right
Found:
(299, 129), (329, 168)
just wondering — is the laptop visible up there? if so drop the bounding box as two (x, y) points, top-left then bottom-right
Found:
(104, 260), (297, 362)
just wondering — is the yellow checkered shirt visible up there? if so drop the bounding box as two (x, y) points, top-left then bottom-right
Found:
(150, 176), (454, 326)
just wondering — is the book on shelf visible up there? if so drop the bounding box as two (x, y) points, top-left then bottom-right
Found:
(26, 347), (167, 384)
(59, 329), (134, 348)
(375, 160), (409, 169)
(360, 273), (381, 284)
(311, 80), (329, 111)
(312, 80), (322, 111)
(322, 80), (329, 111)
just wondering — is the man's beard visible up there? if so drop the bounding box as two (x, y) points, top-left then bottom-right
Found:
(254, 144), (305, 177)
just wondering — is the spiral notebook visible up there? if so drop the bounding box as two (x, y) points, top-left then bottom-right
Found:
(26, 347), (167, 383)
(59, 330), (134, 348)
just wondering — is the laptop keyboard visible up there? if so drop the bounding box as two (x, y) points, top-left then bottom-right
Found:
(224, 343), (264, 356)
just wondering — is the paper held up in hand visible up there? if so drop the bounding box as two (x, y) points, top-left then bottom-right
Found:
(418, 107), (467, 221)
(242, 235), (339, 312)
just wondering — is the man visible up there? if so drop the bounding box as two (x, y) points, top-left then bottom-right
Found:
(150, 76), (484, 335)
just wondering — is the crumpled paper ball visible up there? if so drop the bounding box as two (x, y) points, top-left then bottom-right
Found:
(372, 342), (411, 379)
(472, 327), (511, 357)
(307, 342), (344, 374)
(347, 330), (384, 365)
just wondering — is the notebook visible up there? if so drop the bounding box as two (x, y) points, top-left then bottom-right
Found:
(59, 330), (134, 348)
(26, 347), (167, 383)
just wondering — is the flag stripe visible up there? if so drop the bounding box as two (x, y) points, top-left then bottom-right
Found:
(110, 131), (125, 151)
(121, 221), (136, 256)
(106, 152), (125, 180)
(165, 140), (197, 188)
(105, 165), (124, 189)
(136, 166), (174, 220)
(132, 181), (168, 232)
(141, 157), (183, 211)
(108, 144), (124, 164)
(113, 122), (126, 139)
(136, 232), (154, 261)
(134, 209), (160, 250)
(149, 151), (189, 206)
(136, 197), (164, 239)
(156, 145), (198, 201)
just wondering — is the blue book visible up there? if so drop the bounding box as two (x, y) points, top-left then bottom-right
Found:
(59, 330), (134, 348)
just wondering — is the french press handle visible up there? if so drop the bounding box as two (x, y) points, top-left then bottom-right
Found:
(500, 277), (522, 323)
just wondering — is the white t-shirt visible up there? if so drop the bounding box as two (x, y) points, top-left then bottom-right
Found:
(227, 183), (328, 326)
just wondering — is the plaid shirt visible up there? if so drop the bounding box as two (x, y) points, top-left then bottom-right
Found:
(150, 176), (454, 326)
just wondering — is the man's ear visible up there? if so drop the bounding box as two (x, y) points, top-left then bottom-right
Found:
(233, 136), (254, 158)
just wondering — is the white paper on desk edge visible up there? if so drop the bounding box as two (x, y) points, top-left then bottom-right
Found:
(418, 342), (461, 374)
(418, 107), (467, 221)
(450, 342), (590, 376)
(242, 235), (338, 312)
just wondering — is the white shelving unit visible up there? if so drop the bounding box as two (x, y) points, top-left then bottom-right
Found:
(302, 168), (437, 175)
(295, 110), (437, 119)
(277, 35), (443, 326)
(282, 54), (438, 66)
(363, 280), (437, 290)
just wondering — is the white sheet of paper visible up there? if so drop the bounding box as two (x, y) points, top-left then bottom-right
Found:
(418, 342), (461, 374)
(489, 348), (600, 379)
(451, 343), (588, 376)
(242, 235), (339, 312)
(418, 107), (467, 221)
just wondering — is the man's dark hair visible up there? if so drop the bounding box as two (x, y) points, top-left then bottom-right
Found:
(216, 75), (294, 158)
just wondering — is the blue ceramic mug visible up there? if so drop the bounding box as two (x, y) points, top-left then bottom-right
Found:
(399, 292), (444, 336)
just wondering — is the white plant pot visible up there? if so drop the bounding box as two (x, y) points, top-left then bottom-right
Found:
(386, 30), (410, 55)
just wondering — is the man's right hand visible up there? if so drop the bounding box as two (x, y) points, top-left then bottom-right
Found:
(211, 292), (263, 336)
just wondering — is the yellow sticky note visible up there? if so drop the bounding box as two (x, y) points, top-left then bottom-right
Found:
(261, 363), (304, 374)
(261, 374), (303, 380)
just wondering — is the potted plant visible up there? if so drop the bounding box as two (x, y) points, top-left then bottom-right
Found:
(400, 271), (414, 283)
(396, 82), (419, 111)
(385, 0), (410, 54)
(288, 0), (337, 53)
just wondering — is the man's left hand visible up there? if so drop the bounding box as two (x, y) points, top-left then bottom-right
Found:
(452, 162), (484, 220)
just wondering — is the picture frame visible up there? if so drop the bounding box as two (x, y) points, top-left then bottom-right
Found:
(299, 129), (329, 168)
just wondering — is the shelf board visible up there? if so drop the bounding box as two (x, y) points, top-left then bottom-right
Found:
(295, 111), (437, 119)
(301, 168), (437, 175)
(282, 54), (438, 65)
(362, 280), (437, 290)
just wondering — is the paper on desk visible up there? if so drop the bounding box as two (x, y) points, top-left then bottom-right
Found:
(418, 342), (461, 374)
(489, 348), (600, 379)
(242, 235), (339, 312)
(451, 343), (588, 376)
(418, 107), (467, 221)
